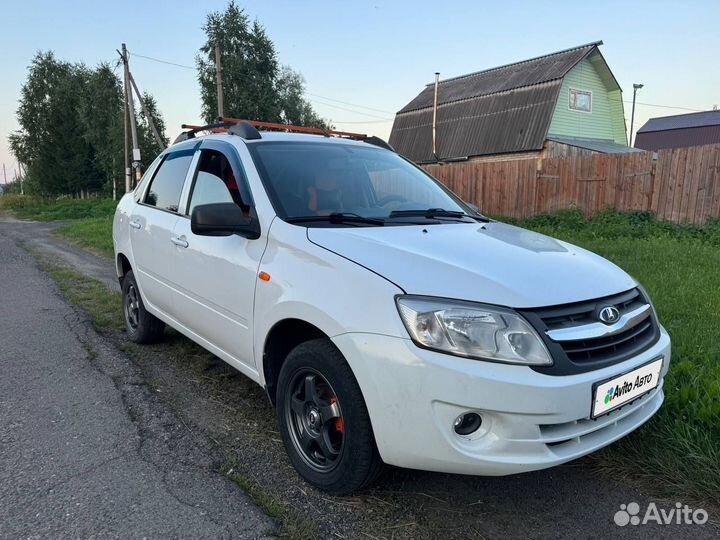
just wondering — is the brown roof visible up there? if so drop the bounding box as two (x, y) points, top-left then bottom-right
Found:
(390, 42), (603, 162)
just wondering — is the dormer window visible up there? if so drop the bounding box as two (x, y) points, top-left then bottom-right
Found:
(569, 88), (592, 112)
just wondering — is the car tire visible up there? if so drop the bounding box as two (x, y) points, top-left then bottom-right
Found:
(122, 270), (165, 344)
(277, 338), (383, 494)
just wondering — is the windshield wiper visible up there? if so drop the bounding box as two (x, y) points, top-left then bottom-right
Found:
(388, 208), (470, 220)
(389, 208), (491, 222)
(286, 212), (385, 226)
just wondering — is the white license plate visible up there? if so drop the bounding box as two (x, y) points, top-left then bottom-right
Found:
(592, 357), (663, 418)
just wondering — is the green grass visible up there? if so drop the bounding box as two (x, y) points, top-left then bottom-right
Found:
(55, 216), (115, 257)
(0, 194), (117, 221)
(510, 209), (720, 501)
(35, 257), (124, 331)
(219, 462), (316, 540)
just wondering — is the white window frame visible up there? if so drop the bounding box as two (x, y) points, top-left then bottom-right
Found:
(568, 88), (592, 113)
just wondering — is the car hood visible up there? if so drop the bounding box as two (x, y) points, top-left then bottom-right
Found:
(307, 222), (636, 308)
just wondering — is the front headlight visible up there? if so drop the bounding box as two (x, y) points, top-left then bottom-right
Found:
(396, 296), (553, 366)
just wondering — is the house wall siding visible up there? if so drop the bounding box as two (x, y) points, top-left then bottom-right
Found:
(548, 57), (625, 144)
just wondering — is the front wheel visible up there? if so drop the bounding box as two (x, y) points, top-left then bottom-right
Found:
(276, 339), (382, 494)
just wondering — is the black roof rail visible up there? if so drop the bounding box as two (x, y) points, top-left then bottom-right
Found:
(175, 120), (262, 144)
(228, 121), (262, 140)
(174, 121), (236, 144)
(362, 136), (395, 152)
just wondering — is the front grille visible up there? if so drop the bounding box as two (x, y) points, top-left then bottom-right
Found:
(521, 288), (661, 375)
(560, 316), (654, 363)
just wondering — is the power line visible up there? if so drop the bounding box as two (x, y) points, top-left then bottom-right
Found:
(128, 51), (195, 70)
(309, 98), (392, 119)
(132, 49), (708, 118)
(127, 50), (398, 118)
(305, 92), (395, 114)
(332, 118), (394, 124)
(623, 100), (704, 112)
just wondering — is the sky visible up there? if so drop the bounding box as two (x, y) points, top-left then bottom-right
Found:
(1, 0), (719, 183)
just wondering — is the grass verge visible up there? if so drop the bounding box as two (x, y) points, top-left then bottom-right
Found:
(36, 257), (124, 331)
(219, 462), (315, 540)
(54, 216), (115, 258)
(0, 194), (117, 221)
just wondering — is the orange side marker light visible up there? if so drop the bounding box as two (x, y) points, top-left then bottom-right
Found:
(258, 271), (271, 282)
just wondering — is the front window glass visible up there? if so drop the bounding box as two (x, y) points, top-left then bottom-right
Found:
(248, 142), (469, 225)
(187, 149), (245, 215)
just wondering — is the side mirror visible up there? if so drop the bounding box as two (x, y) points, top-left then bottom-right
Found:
(191, 203), (260, 239)
(464, 201), (482, 215)
(463, 201), (482, 215)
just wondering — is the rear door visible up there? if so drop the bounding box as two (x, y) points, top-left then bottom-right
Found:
(169, 140), (264, 371)
(129, 146), (197, 316)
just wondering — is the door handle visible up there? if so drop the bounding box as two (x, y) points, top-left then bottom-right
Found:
(171, 236), (189, 248)
(129, 219), (142, 230)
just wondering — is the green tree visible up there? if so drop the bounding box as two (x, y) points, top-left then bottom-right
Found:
(9, 51), (167, 196)
(276, 66), (331, 130)
(196, 1), (329, 128)
(137, 91), (168, 164)
(9, 51), (69, 190)
(79, 63), (124, 191)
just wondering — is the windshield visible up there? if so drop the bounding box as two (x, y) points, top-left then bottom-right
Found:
(248, 141), (472, 225)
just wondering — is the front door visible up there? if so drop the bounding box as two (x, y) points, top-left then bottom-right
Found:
(170, 142), (264, 371)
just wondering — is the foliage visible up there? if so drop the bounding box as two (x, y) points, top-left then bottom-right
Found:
(9, 52), (166, 197)
(196, 1), (330, 129)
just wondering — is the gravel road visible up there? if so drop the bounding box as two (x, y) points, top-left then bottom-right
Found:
(1, 215), (717, 539)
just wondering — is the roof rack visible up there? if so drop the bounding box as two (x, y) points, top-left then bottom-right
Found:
(220, 117), (367, 139)
(174, 118), (395, 152)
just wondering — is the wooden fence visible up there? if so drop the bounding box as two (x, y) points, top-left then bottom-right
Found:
(423, 143), (720, 225)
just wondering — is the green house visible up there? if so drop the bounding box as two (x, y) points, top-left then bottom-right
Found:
(390, 41), (638, 163)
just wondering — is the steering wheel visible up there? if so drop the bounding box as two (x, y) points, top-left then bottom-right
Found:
(376, 195), (407, 207)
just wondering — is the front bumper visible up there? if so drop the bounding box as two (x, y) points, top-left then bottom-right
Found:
(333, 326), (670, 476)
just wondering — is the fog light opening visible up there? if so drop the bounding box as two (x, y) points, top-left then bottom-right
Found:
(453, 413), (482, 436)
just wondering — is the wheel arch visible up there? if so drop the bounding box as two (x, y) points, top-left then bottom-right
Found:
(262, 318), (328, 406)
(116, 253), (132, 286)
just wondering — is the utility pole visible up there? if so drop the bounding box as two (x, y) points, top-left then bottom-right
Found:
(432, 72), (440, 162)
(630, 83), (644, 147)
(17, 162), (24, 195)
(123, 62), (130, 194)
(120, 44), (142, 187)
(128, 72), (165, 151)
(123, 76), (131, 193)
(215, 43), (224, 119)
(2, 163), (6, 184)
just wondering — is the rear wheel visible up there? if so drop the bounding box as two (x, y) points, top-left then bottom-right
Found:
(277, 339), (382, 494)
(122, 270), (165, 343)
